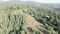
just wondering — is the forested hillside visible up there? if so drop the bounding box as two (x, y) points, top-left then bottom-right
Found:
(0, 3), (60, 34)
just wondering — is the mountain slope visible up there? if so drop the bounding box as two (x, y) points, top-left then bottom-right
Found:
(0, 2), (59, 34)
(0, 10), (49, 34)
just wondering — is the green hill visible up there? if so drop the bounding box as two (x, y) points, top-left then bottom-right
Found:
(0, 4), (59, 34)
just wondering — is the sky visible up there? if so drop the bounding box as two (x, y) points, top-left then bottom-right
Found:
(1, 0), (60, 3)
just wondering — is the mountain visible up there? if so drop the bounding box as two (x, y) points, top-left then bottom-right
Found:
(0, 1), (59, 34)
(0, 1), (60, 12)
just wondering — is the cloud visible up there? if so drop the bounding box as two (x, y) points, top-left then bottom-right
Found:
(20, 0), (60, 3)
(20, 0), (27, 1)
(33, 0), (60, 3)
(1, 0), (60, 3)
(1, 0), (10, 1)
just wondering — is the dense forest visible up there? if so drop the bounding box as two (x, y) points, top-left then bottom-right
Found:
(0, 3), (60, 34)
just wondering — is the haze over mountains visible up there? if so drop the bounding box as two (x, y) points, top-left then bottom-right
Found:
(0, 0), (60, 12)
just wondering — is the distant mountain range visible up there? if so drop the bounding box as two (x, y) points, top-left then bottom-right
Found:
(0, 1), (60, 12)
